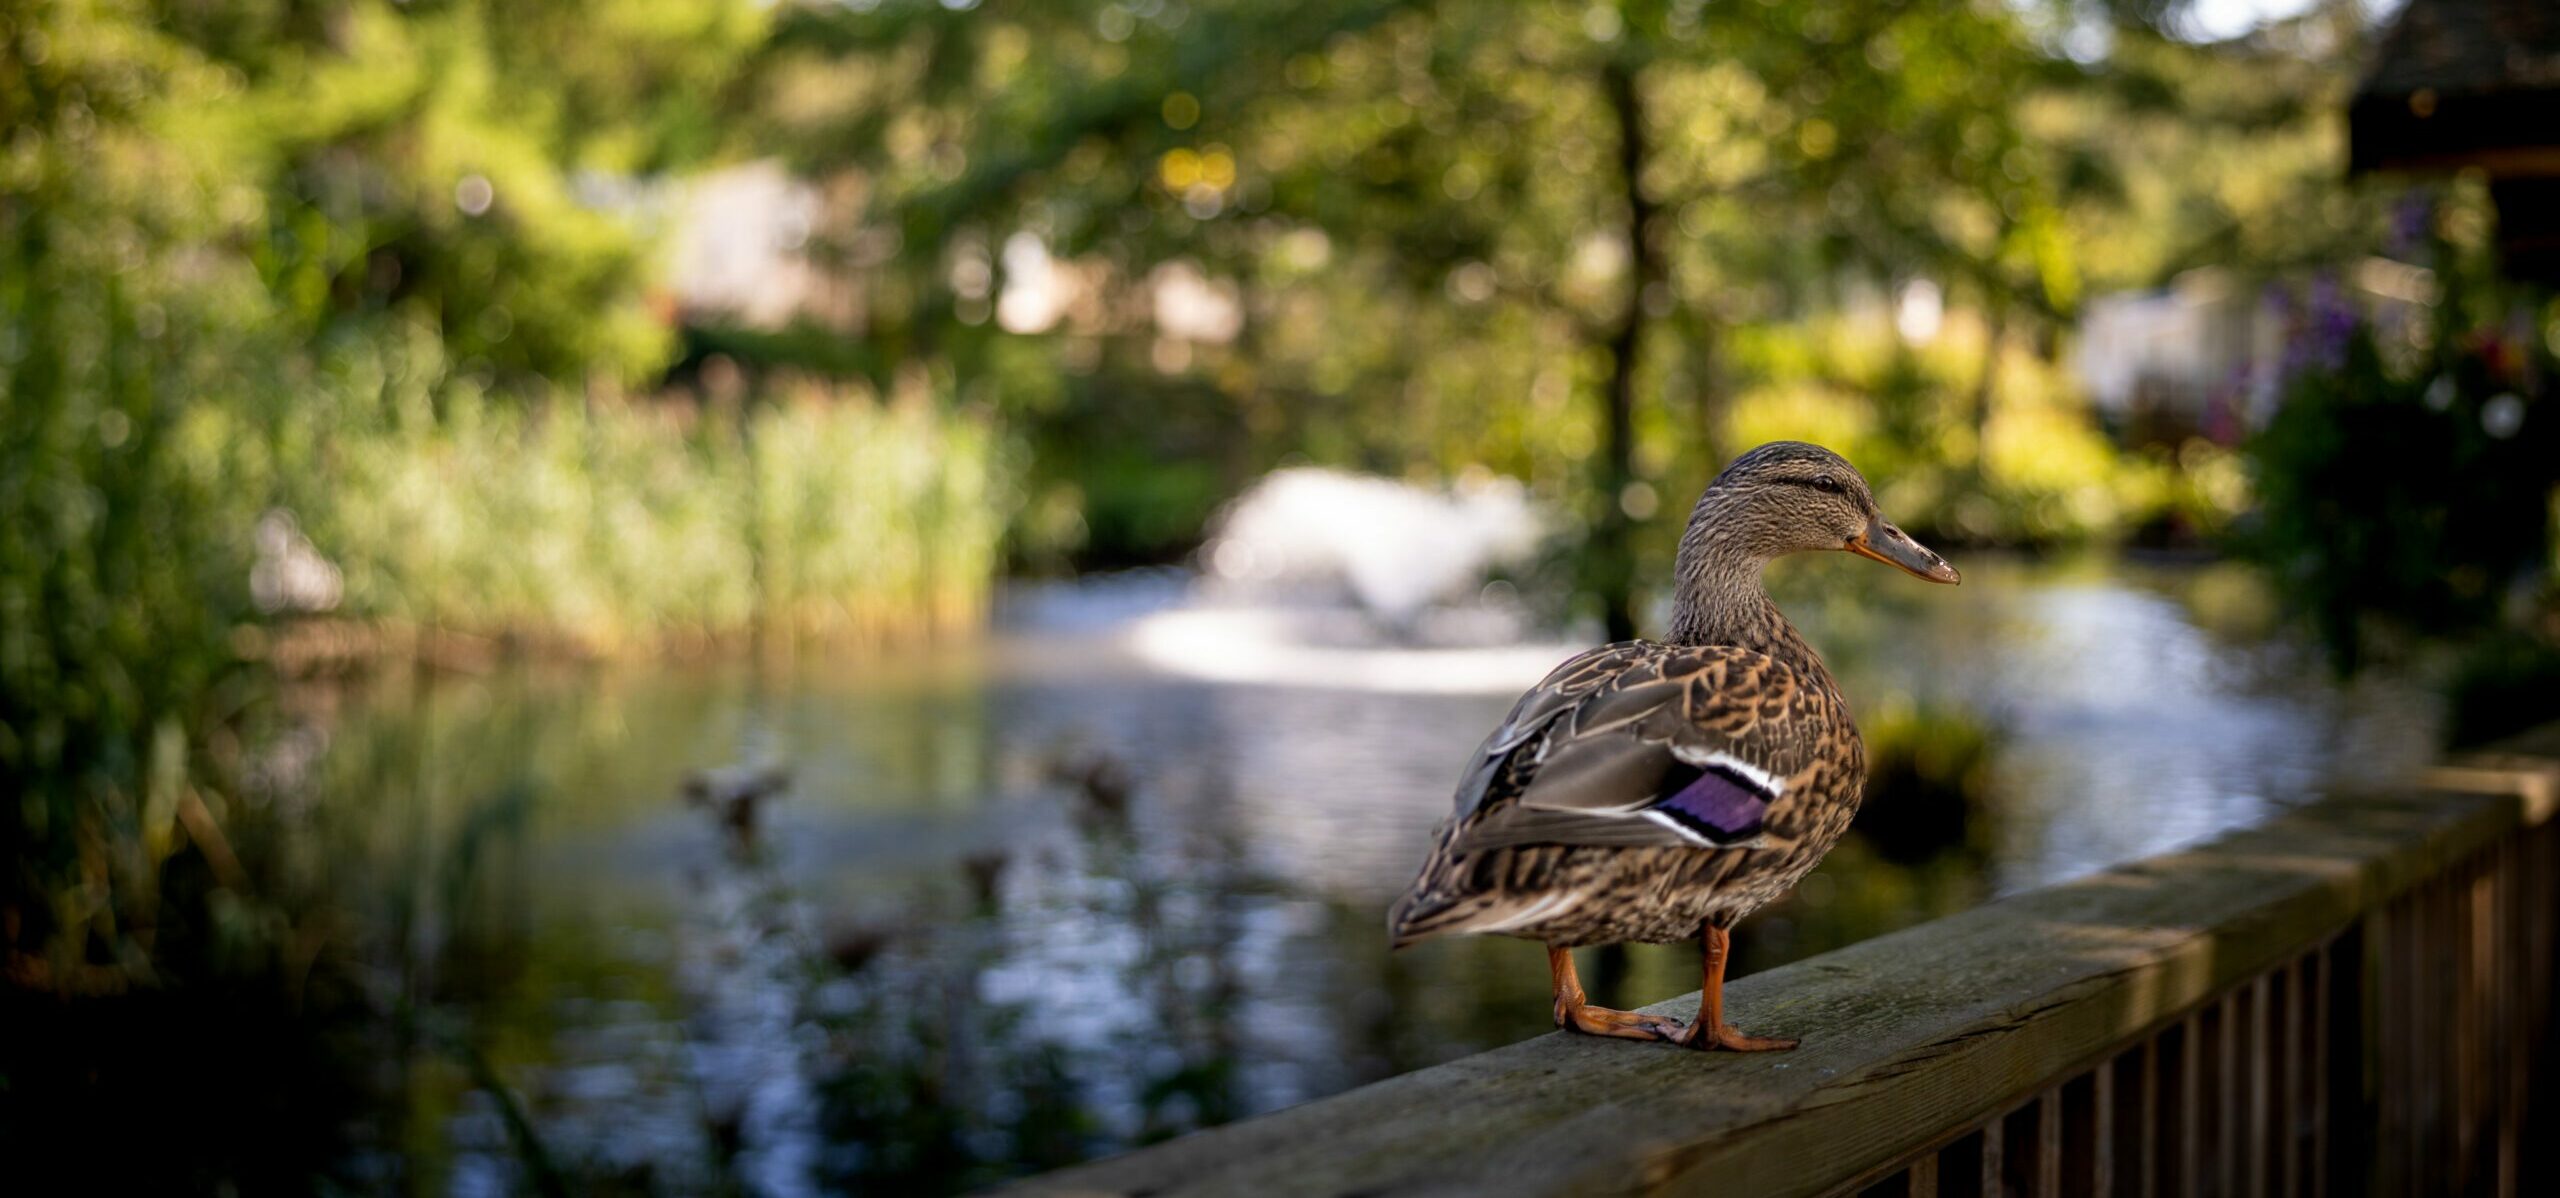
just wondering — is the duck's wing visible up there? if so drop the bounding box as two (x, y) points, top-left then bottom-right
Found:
(1447, 641), (1835, 853)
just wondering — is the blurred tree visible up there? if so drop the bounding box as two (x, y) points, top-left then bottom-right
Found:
(2064, 14), (2395, 292)
(0, 0), (769, 980)
(1, 2), (797, 1182)
(739, 0), (2098, 635)
(147, 0), (767, 389)
(3, 0), (277, 981)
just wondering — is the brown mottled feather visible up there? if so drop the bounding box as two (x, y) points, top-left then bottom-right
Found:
(1387, 639), (1863, 948)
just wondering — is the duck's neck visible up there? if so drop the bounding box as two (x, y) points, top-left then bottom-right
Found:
(1663, 520), (1833, 687)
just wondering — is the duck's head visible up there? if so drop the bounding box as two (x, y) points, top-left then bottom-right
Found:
(1678, 441), (1959, 585)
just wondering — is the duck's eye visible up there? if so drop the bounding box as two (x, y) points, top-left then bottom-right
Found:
(1810, 476), (1844, 495)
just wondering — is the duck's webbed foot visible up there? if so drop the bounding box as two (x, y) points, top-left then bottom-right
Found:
(1547, 946), (1685, 1041)
(1671, 923), (1800, 1053)
(1556, 997), (1687, 1040)
(1669, 1021), (1798, 1052)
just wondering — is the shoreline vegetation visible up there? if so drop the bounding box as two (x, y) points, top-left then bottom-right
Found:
(245, 382), (1014, 675)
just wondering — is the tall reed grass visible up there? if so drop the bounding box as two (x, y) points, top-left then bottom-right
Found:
(253, 374), (1013, 654)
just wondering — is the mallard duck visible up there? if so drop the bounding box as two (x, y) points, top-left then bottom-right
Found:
(682, 761), (792, 844)
(1386, 442), (1958, 1051)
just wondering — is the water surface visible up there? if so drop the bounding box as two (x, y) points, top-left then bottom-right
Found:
(253, 556), (2439, 1193)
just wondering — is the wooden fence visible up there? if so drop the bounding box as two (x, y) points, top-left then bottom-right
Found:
(1004, 722), (2560, 1198)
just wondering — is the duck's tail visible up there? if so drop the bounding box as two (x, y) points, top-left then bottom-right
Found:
(1391, 884), (1587, 948)
(1385, 821), (1553, 949)
(1385, 891), (1475, 950)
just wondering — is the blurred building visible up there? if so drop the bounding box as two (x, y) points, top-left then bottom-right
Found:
(656, 161), (1233, 361)
(660, 160), (862, 329)
(2074, 260), (2436, 442)
(2076, 270), (2282, 442)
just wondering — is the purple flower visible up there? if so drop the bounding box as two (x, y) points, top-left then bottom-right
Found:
(2388, 194), (2434, 258)
(2274, 275), (2359, 385)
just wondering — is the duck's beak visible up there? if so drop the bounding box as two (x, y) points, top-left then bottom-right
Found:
(1846, 515), (1960, 584)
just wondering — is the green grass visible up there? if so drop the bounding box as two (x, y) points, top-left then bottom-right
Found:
(230, 370), (1013, 655)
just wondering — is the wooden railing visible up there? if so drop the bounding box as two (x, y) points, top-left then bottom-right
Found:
(1002, 723), (2560, 1198)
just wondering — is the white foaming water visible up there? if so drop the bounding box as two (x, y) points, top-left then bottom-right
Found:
(1199, 467), (1545, 625)
(1126, 468), (1584, 693)
(1124, 607), (1582, 694)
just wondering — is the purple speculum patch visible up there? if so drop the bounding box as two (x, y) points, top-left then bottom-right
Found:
(1652, 763), (1772, 843)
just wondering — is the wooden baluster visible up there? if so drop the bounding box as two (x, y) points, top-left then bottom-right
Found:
(2377, 901), (2407, 1196)
(2465, 858), (2492, 1190)
(2126, 1041), (2158, 1198)
(2038, 1088), (2063, 1198)
(2250, 973), (2272, 1197)
(2071, 1060), (2112, 1198)
(2412, 887), (2427, 1198)
(1982, 1115), (2006, 1198)
(2178, 1012), (2202, 1198)
(2312, 936), (2332, 1198)
(2496, 841), (2521, 1198)
(2417, 876), (2444, 1194)
(2430, 873), (2453, 1196)
(2218, 992), (2241, 1198)
(2533, 828), (2548, 1022)
(2450, 867), (2469, 1187)
(2279, 957), (2303, 1198)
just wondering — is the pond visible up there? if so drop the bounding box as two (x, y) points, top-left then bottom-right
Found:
(63, 555), (2445, 1194)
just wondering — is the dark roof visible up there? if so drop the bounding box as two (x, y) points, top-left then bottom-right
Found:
(2357, 0), (2560, 101)
(2350, 0), (2560, 176)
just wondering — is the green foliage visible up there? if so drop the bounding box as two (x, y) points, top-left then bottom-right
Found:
(0, 10), (386, 1153)
(2242, 307), (2560, 667)
(2444, 632), (2560, 750)
(1, 0), (1008, 993)
(2063, 21), (2394, 292)
(1848, 698), (2001, 883)
(1718, 318), (2246, 546)
(744, 0), (2118, 575)
(2242, 172), (2560, 670)
(160, 0), (767, 387)
(2, 0), (278, 978)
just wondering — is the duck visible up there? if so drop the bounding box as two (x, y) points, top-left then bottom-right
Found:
(1386, 442), (1958, 1051)
(682, 761), (792, 845)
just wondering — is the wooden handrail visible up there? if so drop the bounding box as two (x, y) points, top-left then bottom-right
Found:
(1001, 723), (2560, 1197)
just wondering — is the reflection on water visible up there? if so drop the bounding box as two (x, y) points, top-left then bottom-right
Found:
(94, 557), (2448, 1192)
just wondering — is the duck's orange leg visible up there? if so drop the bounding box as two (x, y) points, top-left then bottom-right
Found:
(1672, 925), (1798, 1052)
(1548, 945), (1684, 1041)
